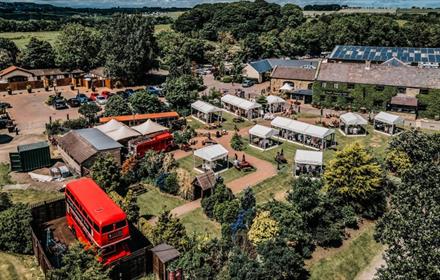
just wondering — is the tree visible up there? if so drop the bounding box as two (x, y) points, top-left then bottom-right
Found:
(228, 248), (265, 280)
(247, 211), (279, 245)
(19, 37), (55, 69)
(0, 38), (19, 67)
(385, 149), (411, 176)
(240, 187), (256, 212)
(55, 23), (102, 71)
(121, 190), (140, 224)
(0, 203), (32, 254)
(91, 154), (122, 193)
(164, 74), (201, 114)
(324, 143), (383, 200)
(201, 182), (234, 219)
(0, 192), (12, 211)
(129, 91), (164, 114)
(49, 243), (110, 280)
(230, 132), (245, 151)
(258, 238), (309, 280)
(101, 14), (158, 84)
(104, 95), (131, 117)
(78, 102), (101, 123)
(138, 151), (165, 180)
(280, 4), (304, 29)
(162, 172), (179, 195)
(375, 163), (440, 280)
(152, 211), (188, 251)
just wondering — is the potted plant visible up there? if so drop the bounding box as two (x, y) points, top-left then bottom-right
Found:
(70, 83), (74, 90)
(26, 84), (32, 93)
(44, 85), (49, 91)
(7, 87), (12, 95)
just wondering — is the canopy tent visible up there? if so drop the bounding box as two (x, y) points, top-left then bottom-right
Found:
(340, 113), (368, 126)
(194, 144), (228, 162)
(191, 100), (223, 123)
(221, 94), (261, 111)
(105, 126), (141, 142)
(193, 144), (229, 173)
(294, 150), (323, 165)
(271, 116), (335, 150)
(374, 112), (404, 125)
(191, 100), (222, 114)
(249, 124), (279, 139)
(266, 95), (287, 105)
(280, 83), (294, 91)
(132, 119), (168, 136)
(294, 150), (323, 177)
(95, 119), (125, 134)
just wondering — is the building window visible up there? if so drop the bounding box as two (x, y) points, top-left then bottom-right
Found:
(420, 89), (429, 94)
(347, 83), (355, 89)
(308, 83), (313, 90)
(397, 87), (406, 94)
(333, 83), (339, 89)
(321, 82), (327, 88)
(375, 85), (385, 91)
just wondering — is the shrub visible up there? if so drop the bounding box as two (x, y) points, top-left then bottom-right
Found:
(0, 203), (32, 254)
(163, 172), (179, 195)
(221, 76), (233, 83)
(230, 133), (244, 151)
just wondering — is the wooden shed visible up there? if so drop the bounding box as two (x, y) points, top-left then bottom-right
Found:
(192, 170), (216, 200)
(151, 243), (180, 280)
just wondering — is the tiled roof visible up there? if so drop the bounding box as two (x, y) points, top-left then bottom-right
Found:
(317, 62), (440, 89)
(58, 131), (97, 164)
(271, 66), (317, 81)
(249, 59), (319, 73)
(390, 94), (418, 107)
(30, 68), (84, 76)
(0, 65), (34, 77)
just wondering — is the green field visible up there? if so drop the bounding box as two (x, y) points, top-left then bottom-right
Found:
(154, 24), (172, 34)
(180, 208), (221, 238)
(0, 31), (60, 49)
(137, 184), (185, 218)
(309, 223), (383, 280)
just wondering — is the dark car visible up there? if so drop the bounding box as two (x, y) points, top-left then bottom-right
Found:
(147, 86), (162, 96)
(67, 98), (81, 108)
(53, 99), (68, 110)
(0, 102), (12, 109)
(242, 79), (255, 88)
(76, 93), (89, 104)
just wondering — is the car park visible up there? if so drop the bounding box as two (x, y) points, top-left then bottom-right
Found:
(76, 93), (89, 104)
(242, 79), (255, 88)
(67, 98), (81, 108)
(53, 99), (68, 110)
(101, 90), (114, 99)
(89, 92), (99, 101)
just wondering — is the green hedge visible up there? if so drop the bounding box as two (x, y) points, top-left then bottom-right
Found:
(417, 90), (440, 119)
(312, 82), (397, 111)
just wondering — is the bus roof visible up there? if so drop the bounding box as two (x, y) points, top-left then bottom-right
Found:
(99, 112), (179, 123)
(66, 178), (126, 227)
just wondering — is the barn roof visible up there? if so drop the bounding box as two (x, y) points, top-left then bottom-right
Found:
(151, 243), (180, 263)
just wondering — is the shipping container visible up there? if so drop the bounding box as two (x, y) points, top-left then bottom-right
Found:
(10, 141), (51, 172)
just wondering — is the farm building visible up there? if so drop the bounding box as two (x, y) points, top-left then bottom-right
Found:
(57, 128), (122, 176)
(270, 64), (318, 94)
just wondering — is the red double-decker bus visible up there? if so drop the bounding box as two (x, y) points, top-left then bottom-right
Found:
(65, 178), (131, 264)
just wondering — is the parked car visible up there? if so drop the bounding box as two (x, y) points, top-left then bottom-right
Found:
(96, 95), (108, 105)
(76, 93), (89, 104)
(242, 79), (255, 88)
(101, 90), (114, 99)
(53, 99), (68, 110)
(89, 92), (99, 101)
(67, 98), (81, 108)
(147, 86), (162, 96)
(0, 102), (12, 109)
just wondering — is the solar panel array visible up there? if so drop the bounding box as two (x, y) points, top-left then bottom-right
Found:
(329, 45), (440, 64)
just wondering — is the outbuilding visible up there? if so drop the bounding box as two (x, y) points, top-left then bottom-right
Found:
(191, 100), (223, 124)
(192, 170), (217, 200)
(294, 150), (323, 177)
(374, 112), (404, 135)
(151, 243), (180, 280)
(221, 94), (261, 120)
(248, 124), (279, 150)
(339, 112), (368, 136)
(9, 141), (52, 172)
(193, 144), (229, 174)
(271, 116), (335, 150)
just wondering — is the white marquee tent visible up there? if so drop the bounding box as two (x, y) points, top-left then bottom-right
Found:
(191, 100), (223, 123)
(266, 95), (287, 113)
(374, 112), (404, 135)
(339, 112), (368, 136)
(105, 126), (141, 142)
(193, 144), (229, 173)
(132, 119), (168, 136)
(294, 149), (323, 177)
(221, 94), (261, 120)
(95, 119), (125, 134)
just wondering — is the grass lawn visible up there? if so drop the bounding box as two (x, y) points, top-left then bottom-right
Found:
(220, 111), (254, 131)
(180, 208), (221, 239)
(0, 163), (12, 186)
(137, 184), (185, 218)
(5, 189), (63, 205)
(308, 223), (383, 280)
(248, 168), (292, 204)
(0, 31), (60, 49)
(0, 252), (43, 280)
(177, 155), (254, 184)
(154, 24), (172, 33)
(186, 116), (205, 130)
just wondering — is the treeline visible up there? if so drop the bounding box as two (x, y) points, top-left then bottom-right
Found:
(303, 4), (343, 11)
(0, 15), (172, 32)
(174, 0), (440, 59)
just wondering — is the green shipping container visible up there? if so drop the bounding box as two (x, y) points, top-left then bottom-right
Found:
(10, 141), (52, 172)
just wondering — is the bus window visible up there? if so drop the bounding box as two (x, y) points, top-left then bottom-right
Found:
(93, 223), (99, 232)
(102, 224), (113, 233)
(115, 220), (126, 229)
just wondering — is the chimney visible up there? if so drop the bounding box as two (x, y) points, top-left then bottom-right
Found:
(365, 60), (371, 70)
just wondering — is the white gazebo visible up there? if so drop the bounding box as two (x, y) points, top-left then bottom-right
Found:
(193, 144), (229, 174)
(132, 119), (168, 136)
(374, 112), (404, 135)
(105, 126), (141, 142)
(266, 95), (287, 113)
(280, 83), (294, 92)
(221, 94), (262, 120)
(271, 116), (335, 150)
(339, 112), (368, 136)
(191, 100), (223, 124)
(248, 124), (280, 150)
(95, 119), (125, 134)
(294, 150), (323, 177)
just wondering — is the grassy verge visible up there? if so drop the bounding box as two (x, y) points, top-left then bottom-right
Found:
(308, 223), (383, 280)
(0, 163), (12, 186)
(154, 24), (171, 33)
(220, 111), (254, 131)
(0, 31), (60, 49)
(5, 189), (63, 205)
(248, 168), (292, 204)
(0, 252), (43, 280)
(180, 208), (221, 239)
(137, 184), (185, 218)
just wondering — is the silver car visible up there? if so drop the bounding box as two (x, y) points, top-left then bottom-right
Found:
(96, 95), (107, 105)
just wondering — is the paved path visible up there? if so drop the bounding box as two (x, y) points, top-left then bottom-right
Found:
(355, 249), (386, 280)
